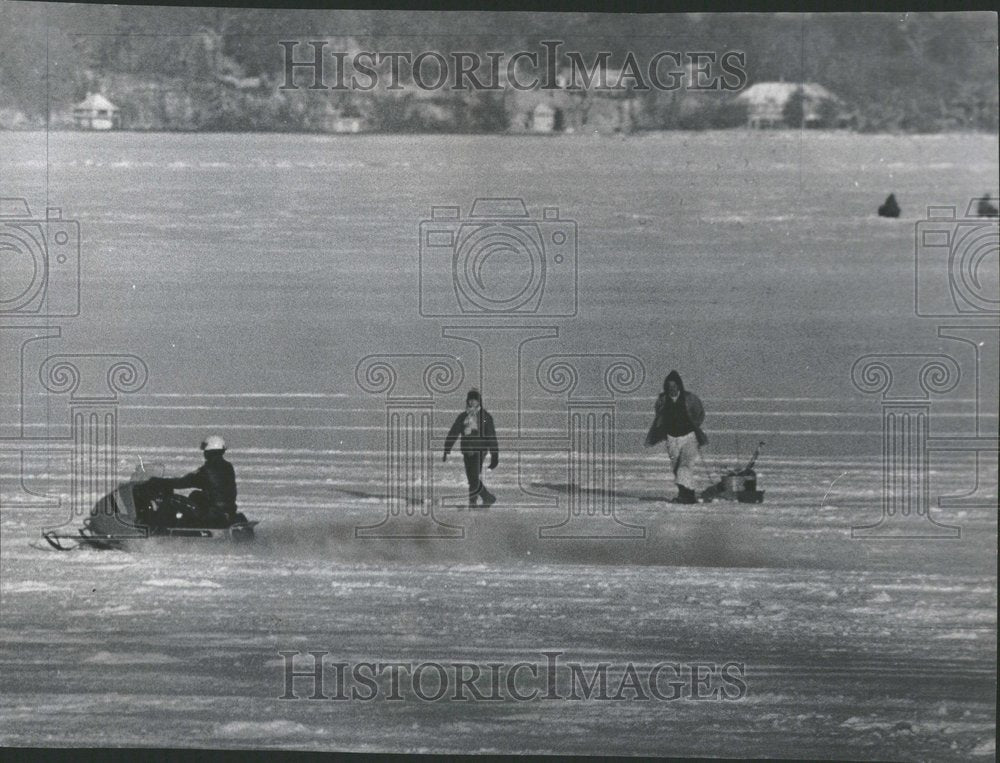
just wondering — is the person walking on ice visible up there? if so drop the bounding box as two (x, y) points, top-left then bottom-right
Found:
(443, 389), (499, 509)
(645, 370), (709, 504)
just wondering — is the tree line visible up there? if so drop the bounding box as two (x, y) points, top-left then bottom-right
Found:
(1, 5), (996, 133)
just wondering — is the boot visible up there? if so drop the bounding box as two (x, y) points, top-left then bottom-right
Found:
(671, 485), (697, 504)
(480, 486), (496, 508)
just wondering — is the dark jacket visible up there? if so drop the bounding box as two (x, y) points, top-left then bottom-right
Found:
(644, 371), (708, 448)
(166, 452), (238, 510)
(444, 407), (499, 468)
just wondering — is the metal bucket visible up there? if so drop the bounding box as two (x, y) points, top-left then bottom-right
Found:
(722, 472), (757, 493)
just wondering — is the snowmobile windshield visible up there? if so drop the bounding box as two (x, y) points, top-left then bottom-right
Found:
(128, 460), (164, 482)
(86, 481), (144, 538)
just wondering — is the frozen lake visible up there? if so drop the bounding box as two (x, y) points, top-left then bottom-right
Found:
(1, 130), (997, 757)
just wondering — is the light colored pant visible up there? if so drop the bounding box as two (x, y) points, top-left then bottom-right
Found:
(666, 432), (702, 490)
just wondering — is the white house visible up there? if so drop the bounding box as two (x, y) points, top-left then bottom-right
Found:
(738, 82), (842, 128)
(331, 116), (365, 134)
(531, 102), (559, 133)
(73, 93), (120, 130)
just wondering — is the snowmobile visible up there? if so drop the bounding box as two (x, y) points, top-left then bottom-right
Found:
(700, 440), (766, 504)
(41, 460), (257, 551)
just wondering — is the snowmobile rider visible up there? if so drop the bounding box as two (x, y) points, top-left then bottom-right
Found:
(150, 435), (238, 526)
(644, 371), (708, 504)
(443, 389), (499, 508)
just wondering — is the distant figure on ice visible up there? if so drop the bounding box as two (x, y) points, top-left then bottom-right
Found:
(976, 193), (999, 217)
(443, 389), (499, 509)
(147, 435), (238, 527)
(644, 371), (708, 504)
(878, 193), (900, 218)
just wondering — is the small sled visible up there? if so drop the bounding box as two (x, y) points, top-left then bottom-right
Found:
(701, 441), (766, 504)
(40, 460), (258, 551)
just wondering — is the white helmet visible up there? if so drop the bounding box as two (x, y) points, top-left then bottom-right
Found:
(200, 435), (226, 452)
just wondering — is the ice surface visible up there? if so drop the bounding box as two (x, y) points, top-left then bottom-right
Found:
(0, 131), (996, 758)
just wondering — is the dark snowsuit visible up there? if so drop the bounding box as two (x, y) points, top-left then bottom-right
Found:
(164, 451), (238, 526)
(444, 406), (499, 505)
(644, 371), (708, 502)
(645, 371), (708, 448)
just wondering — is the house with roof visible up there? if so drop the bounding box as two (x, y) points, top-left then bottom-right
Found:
(508, 67), (642, 135)
(73, 93), (120, 130)
(318, 101), (368, 133)
(530, 102), (560, 133)
(737, 82), (846, 128)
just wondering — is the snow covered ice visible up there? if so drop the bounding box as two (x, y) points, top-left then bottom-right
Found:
(1, 129), (996, 758)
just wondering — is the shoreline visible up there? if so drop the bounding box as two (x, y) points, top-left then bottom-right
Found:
(2, 127), (999, 138)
